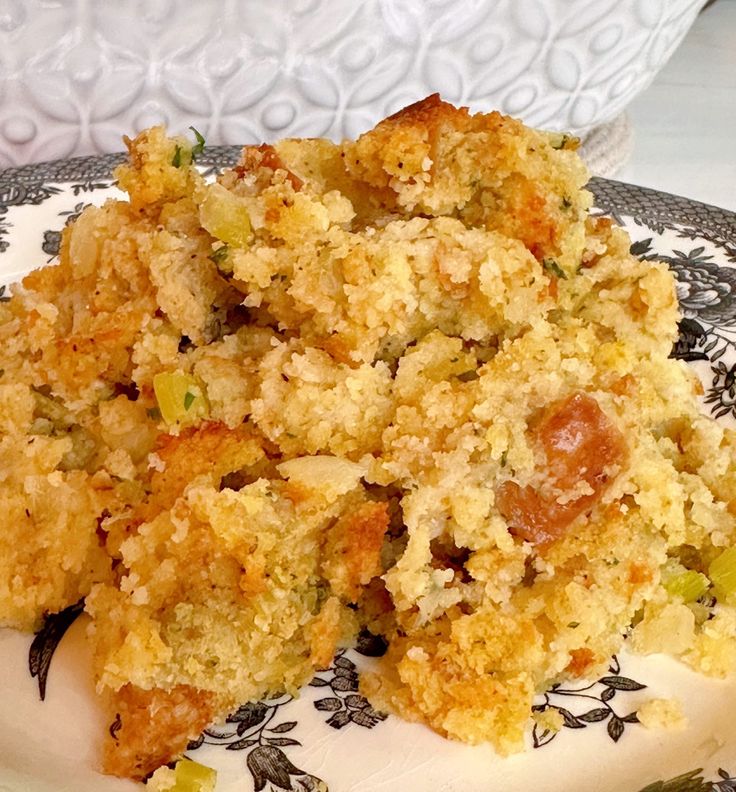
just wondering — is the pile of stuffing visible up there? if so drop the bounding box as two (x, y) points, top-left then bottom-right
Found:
(1, 95), (734, 783)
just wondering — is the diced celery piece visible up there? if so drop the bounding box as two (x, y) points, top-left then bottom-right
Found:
(153, 372), (208, 426)
(663, 569), (709, 603)
(199, 183), (252, 248)
(173, 758), (217, 792)
(545, 131), (578, 150)
(709, 547), (736, 598)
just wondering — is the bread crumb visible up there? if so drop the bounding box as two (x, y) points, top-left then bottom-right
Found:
(532, 707), (564, 734)
(636, 698), (688, 732)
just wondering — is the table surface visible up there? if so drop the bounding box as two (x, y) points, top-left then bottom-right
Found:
(620, 0), (736, 212)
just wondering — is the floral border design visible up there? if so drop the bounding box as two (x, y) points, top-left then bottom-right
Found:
(638, 767), (736, 792)
(0, 213), (10, 254)
(588, 177), (736, 261)
(22, 604), (697, 792)
(627, 237), (736, 421)
(309, 651), (388, 730)
(27, 599), (84, 701)
(532, 656), (643, 748)
(186, 695), (328, 792)
(181, 649), (388, 791)
(41, 202), (91, 259)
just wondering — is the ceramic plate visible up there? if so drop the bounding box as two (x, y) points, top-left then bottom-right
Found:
(1, 153), (735, 792)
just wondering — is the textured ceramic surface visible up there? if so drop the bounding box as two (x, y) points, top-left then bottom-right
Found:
(1, 155), (736, 792)
(0, 0), (706, 166)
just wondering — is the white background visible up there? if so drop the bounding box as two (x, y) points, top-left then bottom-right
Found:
(622, 0), (736, 211)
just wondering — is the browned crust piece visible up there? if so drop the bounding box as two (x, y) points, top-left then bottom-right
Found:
(103, 683), (217, 781)
(343, 94), (585, 267)
(322, 500), (390, 602)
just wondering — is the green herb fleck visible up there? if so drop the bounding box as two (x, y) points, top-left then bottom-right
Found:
(543, 258), (568, 279)
(567, 621), (580, 629)
(189, 126), (206, 160)
(560, 196), (572, 210)
(172, 145), (182, 168)
(146, 406), (161, 420)
(209, 245), (230, 266)
(500, 450), (508, 468)
(183, 391), (196, 411)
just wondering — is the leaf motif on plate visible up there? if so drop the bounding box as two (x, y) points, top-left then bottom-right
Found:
(314, 697), (342, 712)
(227, 701), (268, 730)
(225, 737), (258, 751)
(185, 687), (329, 788)
(607, 715), (624, 742)
(532, 655), (646, 749)
(109, 712), (122, 743)
(268, 721), (297, 734)
(354, 627), (388, 657)
(577, 707), (610, 723)
(599, 675), (647, 692)
(555, 706), (585, 729)
(28, 598), (84, 701)
(310, 651), (389, 731)
(636, 767), (723, 792)
(326, 710), (352, 729)
(601, 687), (616, 702)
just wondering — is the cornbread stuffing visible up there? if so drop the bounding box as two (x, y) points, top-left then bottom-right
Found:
(1, 95), (735, 782)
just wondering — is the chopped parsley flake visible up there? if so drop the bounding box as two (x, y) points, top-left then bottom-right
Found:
(183, 391), (196, 411)
(172, 145), (183, 168)
(543, 258), (568, 279)
(190, 126), (206, 160)
(209, 245), (230, 266)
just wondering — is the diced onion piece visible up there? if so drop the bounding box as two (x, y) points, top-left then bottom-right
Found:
(199, 183), (252, 248)
(663, 569), (709, 603)
(709, 547), (736, 598)
(277, 455), (367, 499)
(148, 758), (217, 791)
(153, 372), (209, 426)
(173, 758), (217, 792)
(69, 207), (101, 277)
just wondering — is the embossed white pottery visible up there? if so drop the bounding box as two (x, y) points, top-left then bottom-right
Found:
(0, 0), (706, 166)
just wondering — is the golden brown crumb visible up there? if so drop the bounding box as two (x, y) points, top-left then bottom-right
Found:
(322, 500), (390, 602)
(103, 683), (217, 780)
